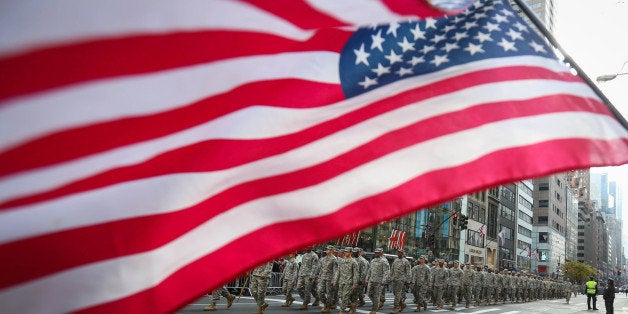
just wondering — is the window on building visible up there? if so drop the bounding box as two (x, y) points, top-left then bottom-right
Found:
(466, 229), (484, 248)
(538, 232), (548, 243)
(501, 188), (516, 203)
(500, 205), (514, 221)
(518, 226), (532, 238)
(539, 250), (548, 261)
(518, 195), (533, 210)
(538, 183), (549, 191)
(518, 210), (533, 224)
(538, 200), (549, 207)
(519, 182), (533, 197)
(578, 232), (585, 236)
(488, 202), (498, 238)
(537, 216), (548, 224)
(502, 226), (513, 240)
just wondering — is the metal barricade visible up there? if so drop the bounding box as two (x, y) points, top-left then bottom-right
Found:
(224, 272), (284, 296)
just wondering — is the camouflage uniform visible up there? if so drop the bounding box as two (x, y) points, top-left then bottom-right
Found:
(461, 263), (475, 308)
(281, 255), (298, 307)
(448, 261), (463, 310)
(311, 250), (323, 306)
(335, 247), (359, 313)
(297, 249), (319, 309)
(431, 260), (449, 309)
(366, 248), (389, 313)
(250, 262), (273, 313)
(472, 266), (484, 306)
(482, 268), (495, 305)
(204, 286), (235, 311)
(508, 272), (517, 302)
(494, 270), (504, 303)
(390, 249), (412, 313)
(411, 256), (430, 312)
(318, 246), (338, 313)
(357, 249), (370, 307)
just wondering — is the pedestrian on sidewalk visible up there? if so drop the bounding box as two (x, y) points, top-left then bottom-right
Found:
(603, 279), (615, 314)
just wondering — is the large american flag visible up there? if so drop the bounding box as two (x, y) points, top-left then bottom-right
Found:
(1, 0), (627, 312)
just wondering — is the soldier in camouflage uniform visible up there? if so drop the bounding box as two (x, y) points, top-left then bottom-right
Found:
(472, 265), (484, 306)
(203, 286), (235, 311)
(448, 261), (463, 310)
(431, 259), (449, 310)
(494, 269), (504, 304)
(335, 247), (359, 314)
(366, 248), (389, 314)
(461, 262), (475, 308)
(508, 271), (517, 303)
(357, 248), (369, 307)
(483, 268), (495, 305)
(281, 253), (298, 307)
(312, 250), (323, 307)
(390, 248), (412, 314)
(331, 248), (342, 309)
(515, 272), (523, 302)
(318, 245), (338, 313)
(297, 247), (319, 310)
(564, 280), (572, 304)
(250, 261), (273, 314)
(411, 255), (430, 312)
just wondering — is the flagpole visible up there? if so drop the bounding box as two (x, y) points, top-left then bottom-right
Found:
(511, 0), (628, 130)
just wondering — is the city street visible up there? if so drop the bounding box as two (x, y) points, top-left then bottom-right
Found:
(180, 292), (628, 313)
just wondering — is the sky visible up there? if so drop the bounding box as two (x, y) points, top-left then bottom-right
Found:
(552, 0), (628, 235)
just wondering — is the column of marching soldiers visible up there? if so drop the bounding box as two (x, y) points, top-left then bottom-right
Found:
(204, 245), (581, 314)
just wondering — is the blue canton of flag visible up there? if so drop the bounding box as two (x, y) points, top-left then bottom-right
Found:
(339, 0), (551, 98)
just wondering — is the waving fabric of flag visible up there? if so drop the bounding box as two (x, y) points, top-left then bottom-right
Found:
(0, 0), (627, 313)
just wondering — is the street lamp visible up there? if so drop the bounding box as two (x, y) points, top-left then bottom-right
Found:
(597, 60), (628, 82)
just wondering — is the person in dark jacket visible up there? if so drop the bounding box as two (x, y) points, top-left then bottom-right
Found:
(603, 279), (615, 314)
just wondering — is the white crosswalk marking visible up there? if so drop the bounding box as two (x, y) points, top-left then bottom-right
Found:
(468, 309), (501, 314)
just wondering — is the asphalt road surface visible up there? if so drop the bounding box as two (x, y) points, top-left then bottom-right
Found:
(179, 292), (628, 313)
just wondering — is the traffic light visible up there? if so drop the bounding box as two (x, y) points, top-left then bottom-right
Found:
(451, 213), (459, 227)
(459, 214), (468, 230)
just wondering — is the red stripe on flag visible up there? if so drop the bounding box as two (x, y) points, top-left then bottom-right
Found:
(0, 28), (351, 102)
(242, 0), (350, 29)
(69, 137), (626, 313)
(0, 66), (594, 208)
(0, 93), (619, 288)
(0, 79), (344, 178)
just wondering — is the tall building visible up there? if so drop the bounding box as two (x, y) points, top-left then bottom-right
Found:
(512, 0), (556, 31)
(566, 169), (599, 267)
(565, 185), (578, 262)
(465, 191), (490, 266)
(532, 174), (567, 277)
(498, 183), (518, 270)
(516, 180), (534, 272)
